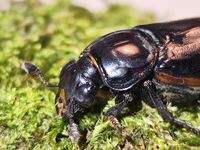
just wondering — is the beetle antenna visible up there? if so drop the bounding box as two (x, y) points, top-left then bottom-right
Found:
(21, 61), (58, 88)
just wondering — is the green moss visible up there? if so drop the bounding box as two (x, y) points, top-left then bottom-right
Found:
(0, 0), (200, 149)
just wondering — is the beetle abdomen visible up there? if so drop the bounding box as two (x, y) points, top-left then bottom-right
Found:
(153, 25), (200, 103)
(155, 25), (200, 81)
(154, 72), (200, 87)
(153, 79), (200, 103)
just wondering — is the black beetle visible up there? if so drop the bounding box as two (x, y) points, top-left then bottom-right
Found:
(22, 18), (200, 142)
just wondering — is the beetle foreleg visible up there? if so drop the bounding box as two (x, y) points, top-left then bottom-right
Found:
(67, 119), (81, 143)
(60, 100), (84, 143)
(106, 92), (134, 136)
(106, 92), (134, 116)
(143, 80), (200, 136)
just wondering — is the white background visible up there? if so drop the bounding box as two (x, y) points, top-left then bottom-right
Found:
(73, 0), (200, 21)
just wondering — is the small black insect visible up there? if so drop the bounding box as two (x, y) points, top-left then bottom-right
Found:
(22, 18), (200, 142)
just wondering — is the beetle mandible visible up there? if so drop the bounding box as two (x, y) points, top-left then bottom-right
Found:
(22, 18), (200, 142)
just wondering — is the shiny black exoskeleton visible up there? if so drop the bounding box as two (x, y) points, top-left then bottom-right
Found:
(22, 18), (200, 142)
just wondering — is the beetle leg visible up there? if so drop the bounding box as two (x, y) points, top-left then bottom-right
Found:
(59, 110), (81, 142)
(106, 92), (133, 136)
(63, 100), (84, 143)
(55, 93), (80, 142)
(143, 80), (200, 136)
(55, 90), (82, 142)
(67, 119), (81, 142)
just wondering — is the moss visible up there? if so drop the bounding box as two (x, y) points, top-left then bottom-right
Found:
(0, 0), (200, 149)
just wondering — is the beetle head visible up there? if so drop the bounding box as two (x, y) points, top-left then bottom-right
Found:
(57, 57), (100, 118)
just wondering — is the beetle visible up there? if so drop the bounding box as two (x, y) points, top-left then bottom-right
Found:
(22, 18), (200, 142)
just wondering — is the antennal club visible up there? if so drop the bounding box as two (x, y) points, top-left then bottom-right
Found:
(21, 61), (58, 88)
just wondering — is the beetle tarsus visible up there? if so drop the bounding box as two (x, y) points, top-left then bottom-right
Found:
(173, 119), (200, 136)
(67, 122), (81, 143)
(21, 61), (58, 87)
(143, 80), (200, 136)
(108, 115), (130, 138)
(108, 115), (121, 129)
